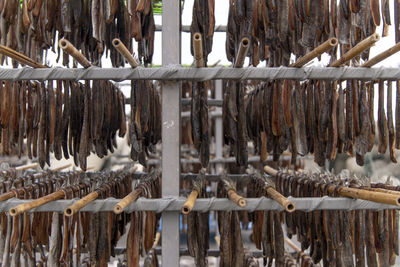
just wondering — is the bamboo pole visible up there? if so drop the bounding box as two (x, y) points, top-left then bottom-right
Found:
(227, 189), (247, 207)
(9, 166), (90, 216)
(113, 188), (142, 214)
(193, 33), (204, 68)
(362, 42), (400, 67)
(329, 33), (380, 67)
(290, 38), (338, 67)
(64, 191), (99, 217)
(0, 164), (72, 202)
(285, 238), (301, 253)
(264, 166), (400, 206)
(59, 39), (92, 68)
(152, 232), (161, 248)
(9, 190), (65, 216)
(0, 45), (48, 68)
(112, 38), (139, 68)
(265, 186), (295, 212)
(234, 38), (250, 68)
(14, 163), (39, 172)
(181, 189), (199, 214)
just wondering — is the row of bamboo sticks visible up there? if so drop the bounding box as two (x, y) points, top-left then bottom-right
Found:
(0, 32), (398, 70)
(0, 162), (399, 218)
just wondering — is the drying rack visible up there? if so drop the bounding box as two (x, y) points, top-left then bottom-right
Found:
(1, 1), (400, 265)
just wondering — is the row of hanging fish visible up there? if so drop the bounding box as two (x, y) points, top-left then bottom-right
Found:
(0, 169), (134, 267)
(129, 80), (161, 166)
(126, 168), (161, 267)
(0, 79), (126, 170)
(272, 169), (399, 266)
(0, 0), (154, 67)
(245, 79), (400, 167)
(189, 0), (215, 168)
(226, 0), (392, 67)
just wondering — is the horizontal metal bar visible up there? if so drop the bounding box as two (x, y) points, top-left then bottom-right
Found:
(0, 67), (398, 81)
(181, 110), (222, 118)
(125, 98), (223, 107)
(155, 24), (227, 33)
(0, 197), (397, 213)
(181, 98), (223, 107)
(113, 247), (264, 257)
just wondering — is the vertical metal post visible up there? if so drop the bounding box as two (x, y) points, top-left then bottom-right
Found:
(215, 80), (223, 174)
(162, 0), (181, 266)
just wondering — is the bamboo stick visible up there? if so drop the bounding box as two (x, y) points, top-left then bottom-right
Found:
(285, 238), (301, 253)
(290, 38), (338, 67)
(9, 190), (65, 216)
(362, 42), (400, 67)
(59, 39), (92, 68)
(64, 191), (99, 217)
(0, 45), (48, 68)
(9, 166), (89, 216)
(265, 186), (295, 212)
(227, 189), (247, 207)
(14, 163), (39, 172)
(113, 188), (142, 214)
(329, 33), (380, 67)
(193, 33), (204, 68)
(234, 38), (250, 68)
(112, 38), (139, 68)
(152, 232), (161, 248)
(264, 166), (400, 206)
(181, 189), (199, 214)
(0, 164), (72, 202)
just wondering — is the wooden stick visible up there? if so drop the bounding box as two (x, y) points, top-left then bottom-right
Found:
(362, 42), (400, 67)
(234, 38), (250, 68)
(64, 191), (98, 216)
(113, 188), (142, 214)
(14, 163), (39, 172)
(9, 190), (65, 216)
(152, 232), (161, 248)
(181, 189), (199, 214)
(64, 191), (99, 216)
(265, 186), (295, 212)
(193, 33), (204, 68)
(290, 38), (338, 67)
(0, 45), (48, 68)
(227, 189), (247, 207)
(264, 166), (400, 206)
(285, 238), (301, 253)
(329, 33), (380, 67)
(59, 39), (92, 68)
(360, 187), (400, 196)
(112, 38), (139, 68)
(0, 164), (72, 202)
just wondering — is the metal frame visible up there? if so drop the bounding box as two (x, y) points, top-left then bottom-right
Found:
(161, 1), (181, 265)
(1, 197), (397, 212)
(0, 66), (399, 81)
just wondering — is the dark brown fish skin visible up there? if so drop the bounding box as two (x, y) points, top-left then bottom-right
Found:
(370, 0), (381, 26)
(53, 80), (63, 160)
(368, 82), (376, 151)
(365, 211), (377, 267)
(272, 81), (281, 137)
(396, 81), (400, 149)
(328, 84), (338, 160)
(61, 81), (70, 159)
(79, 82), (90, 171)
(38, 82), (47, 168)
(387, 81), (397, 163)
(354, 81), (371, 164)
(377, 210), (390, 266)
(378, 81), (388, 154)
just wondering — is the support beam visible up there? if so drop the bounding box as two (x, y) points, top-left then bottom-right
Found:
(162, 0), (181, 266)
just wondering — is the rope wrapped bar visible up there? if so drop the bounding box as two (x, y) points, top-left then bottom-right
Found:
(0, 197), (398, 213)
(0, 67), (399, 81)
